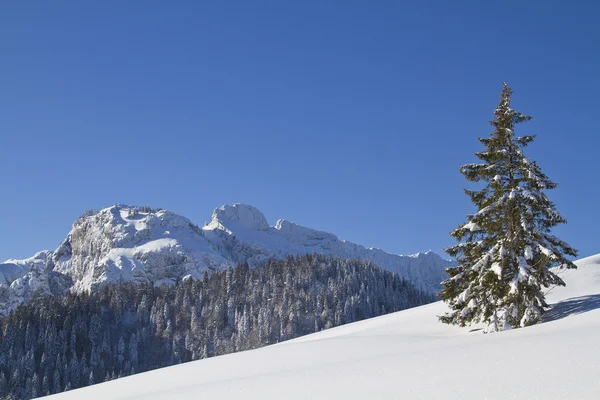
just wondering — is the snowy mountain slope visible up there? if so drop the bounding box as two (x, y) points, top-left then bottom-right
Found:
(49, 254), (600, 400)
(0, 251), (57, 313)
(0, 204), (453, 314)
(203, 204), (452, 293)
(50, 206), (232, 293)
(0, 251), (51, 287)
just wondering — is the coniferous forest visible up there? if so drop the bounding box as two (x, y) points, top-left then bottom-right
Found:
(0, 254), (435, 399)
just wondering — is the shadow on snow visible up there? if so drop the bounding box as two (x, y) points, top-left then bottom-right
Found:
(543, 294), (600, 322)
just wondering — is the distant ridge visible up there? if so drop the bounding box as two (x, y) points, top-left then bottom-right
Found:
(0, 203), (454, 314)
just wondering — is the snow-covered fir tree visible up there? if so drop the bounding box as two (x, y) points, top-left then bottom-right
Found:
(440, 83), (578, 332)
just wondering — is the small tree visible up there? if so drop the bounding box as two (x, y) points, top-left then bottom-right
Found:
(440, 83), (577, 332)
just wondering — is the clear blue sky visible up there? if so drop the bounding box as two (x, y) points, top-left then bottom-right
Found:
(1, 1), (598, 262)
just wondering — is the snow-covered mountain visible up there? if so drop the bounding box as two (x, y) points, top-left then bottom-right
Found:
(0, 203), (453, 314)
(204, 204), (452, 292)
(0, 250), (57, 312)
(48, 253), (600, 400)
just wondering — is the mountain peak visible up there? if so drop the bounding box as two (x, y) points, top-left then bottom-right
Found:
(211, 204), (270, 231)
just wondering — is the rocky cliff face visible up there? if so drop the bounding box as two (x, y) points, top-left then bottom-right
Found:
(50, 206), (231, 293)
(0, 203), (454, 314)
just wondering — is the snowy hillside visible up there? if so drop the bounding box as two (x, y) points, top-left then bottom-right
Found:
(0, 251), (55, 312)
(0, 204), (453, 314)
(49, 254), (600, 400)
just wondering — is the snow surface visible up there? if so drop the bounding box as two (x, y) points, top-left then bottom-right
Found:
(0, 204), (453, 314)
(49, 254), (600, 400)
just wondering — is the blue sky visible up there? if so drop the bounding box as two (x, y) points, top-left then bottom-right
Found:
(1, 0), (598, 262)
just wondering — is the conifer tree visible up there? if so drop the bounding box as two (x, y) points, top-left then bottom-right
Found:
(440, 83), (577, 332)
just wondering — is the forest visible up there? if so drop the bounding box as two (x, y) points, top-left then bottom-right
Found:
(0, 254), (435, 399)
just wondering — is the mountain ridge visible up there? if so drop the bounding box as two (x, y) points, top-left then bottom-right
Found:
(0, 203), (454, 315)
